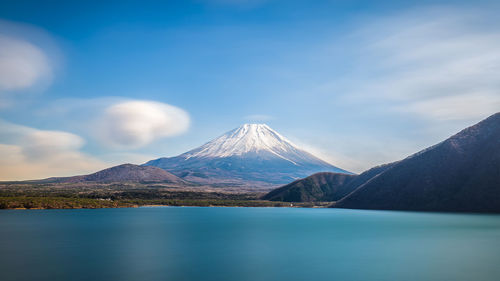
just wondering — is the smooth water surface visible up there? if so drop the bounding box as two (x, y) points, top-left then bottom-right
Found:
(1, 207), (500, 281)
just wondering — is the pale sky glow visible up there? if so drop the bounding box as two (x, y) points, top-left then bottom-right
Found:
(0, 0), (499, 180)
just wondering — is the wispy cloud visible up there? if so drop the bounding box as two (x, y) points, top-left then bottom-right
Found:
(339, 7), (500, 121)
(0, 120), (106, 180)
(289, 133), (421, 174)
(395, 93), (500, 121)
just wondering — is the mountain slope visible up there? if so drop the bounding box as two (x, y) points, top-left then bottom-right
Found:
(145, 124), (350, 187)
(263, 162), (396, 202)
(334, 113), (500, 213)
(49, 164), (186, 184)
(263, 172), (357, 202)
(339, 162), (397, 192)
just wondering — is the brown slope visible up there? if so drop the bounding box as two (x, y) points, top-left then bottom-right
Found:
(262, 172), (356, 202)
(52, 164), (187, 184)
(334, 112), (500, 213)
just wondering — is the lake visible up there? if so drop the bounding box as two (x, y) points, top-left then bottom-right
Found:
(1, 207), (500, 281)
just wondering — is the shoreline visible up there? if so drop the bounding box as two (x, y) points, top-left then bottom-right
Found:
(0, 196), (331, 210)
(2, 205), (320, 210)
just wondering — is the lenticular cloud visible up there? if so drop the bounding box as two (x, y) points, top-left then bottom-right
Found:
(0, 35), (52, 91)
(98, 100), (190, 148)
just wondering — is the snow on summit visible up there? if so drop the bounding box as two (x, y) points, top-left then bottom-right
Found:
(183, 124), (302, 159)
(144, 123), (351, 186)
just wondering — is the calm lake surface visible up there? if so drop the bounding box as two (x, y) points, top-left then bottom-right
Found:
(1, 207), (500, 281)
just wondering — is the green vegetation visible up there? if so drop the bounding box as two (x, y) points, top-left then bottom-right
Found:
(0, 197), (133, 209)
(118, 199), (325, 208)
(0, 196), (327, 209)
(0, 184), (332, 209)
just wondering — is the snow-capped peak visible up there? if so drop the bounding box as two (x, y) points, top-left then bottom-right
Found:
(182, 123), (304, 159)
(144, 123), (352, 184)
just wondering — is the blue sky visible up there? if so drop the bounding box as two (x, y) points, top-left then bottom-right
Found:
(1, 0), (499, 180)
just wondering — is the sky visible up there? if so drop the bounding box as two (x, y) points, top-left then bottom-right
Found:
(1, 0), (499, 180)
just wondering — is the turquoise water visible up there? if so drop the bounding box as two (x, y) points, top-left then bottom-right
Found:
(1, 207), (500, 281)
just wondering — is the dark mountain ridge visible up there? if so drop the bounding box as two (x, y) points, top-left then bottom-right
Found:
(262, 172), (357, 202)
(263, 163), (396, 202)
(334, 112), (500, 213)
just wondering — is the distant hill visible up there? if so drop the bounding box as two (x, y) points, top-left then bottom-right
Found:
(145, 124), (350, 187)
(263, 163), (396, 202)
(47, 164), (187, 184)
(262, 172), (356, 202)
(334, 112), (500, 213)
(336, 162), (397, 195)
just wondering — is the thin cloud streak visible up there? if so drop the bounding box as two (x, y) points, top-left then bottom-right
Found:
(340, 7), (500, 121)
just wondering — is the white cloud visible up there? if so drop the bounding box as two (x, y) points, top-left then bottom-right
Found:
(97, 100), (190, 148)
(0, 35), (52, 91)
(339, 7), (500, 121)
(21, 130), (84, 159)
(0, 120), (106, 181)
(0, 20), (60, 108)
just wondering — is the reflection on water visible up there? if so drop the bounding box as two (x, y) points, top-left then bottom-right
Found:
(1, 207), (500, 281)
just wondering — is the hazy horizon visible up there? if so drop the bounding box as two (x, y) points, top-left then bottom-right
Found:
(1, 0), (500, 180)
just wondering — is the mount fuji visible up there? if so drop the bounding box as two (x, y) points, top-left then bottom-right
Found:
(144, 124), (350, 187)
